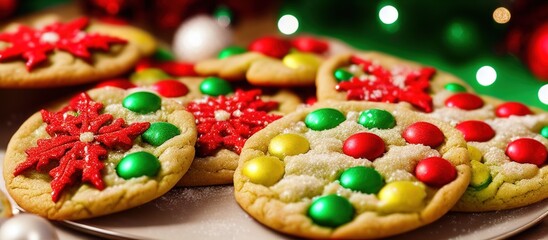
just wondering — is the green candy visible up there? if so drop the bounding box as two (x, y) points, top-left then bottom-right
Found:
(213, 5), (233, 26)
(153, 48), (176, 61)
(308, 194), (354, 228)
(218, 46), (246, 59)
(334, 68), (353, 82)
(123, 92), (161, 114)
(305, 108), (346, 131)
(444, 83), (467, 92)
(339, 166), (384, 194)
(358, 109), (396, 129)
(199, 77), (233, 96)
(117, 151), (161, 179)
(541, 126), (548, 139)
(142, 122), (180, 146)
(130, 68), (171, 85)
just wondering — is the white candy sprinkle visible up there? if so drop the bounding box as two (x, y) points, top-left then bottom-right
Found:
(79, 132), (95, 143)
(40, 32), (60, 44)
(232, 110), (242, 117)
(214, 110), (231, 121)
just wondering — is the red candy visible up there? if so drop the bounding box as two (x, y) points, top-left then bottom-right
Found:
(152, 79), (189, 97)
(95, 79), (136, 89)
(248, 36), (291, 58)
(403, 122), (445, 148)
(506, 138), (547, 166)
(495, 102), (533, 118)
(445, 93), (484, 110)
(152, 61), (196, 76)
(290, 36), (329, 54)
(305, 96), (317, 106)
(415, 157), (457, 188)
(455, 120), (495, 142)
(343, 132), (386, 160)
(136, 58), (196, 76)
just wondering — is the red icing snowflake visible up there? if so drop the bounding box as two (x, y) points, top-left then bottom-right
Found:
(336, 55), (436, 112)
(187, 89), (282, 156)
(0, 17), (127, 71)
(14, 93), (150, 202)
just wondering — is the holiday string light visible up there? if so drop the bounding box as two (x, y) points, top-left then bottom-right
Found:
(476, 66), (497, 86)
(493, 7), (511, 24)
(539, 84), (548, 105)
(278, 14), (299, 35)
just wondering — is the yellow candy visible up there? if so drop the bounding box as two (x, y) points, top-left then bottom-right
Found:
(468, 145), (483, 162)
(242, 156), (284, 186)
(268, 133), (310, 159)
(378, 181), (426, 213)
(282, 52), (321, 69)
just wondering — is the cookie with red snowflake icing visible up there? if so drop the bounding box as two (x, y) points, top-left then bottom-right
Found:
(234, 101), (471, 239)
(3, 87), (196, 220)
(95, 71), (302, 186)
(316, 52), (473, 113)
(0, 15), (155, 88)
(194, 35), (353, 87)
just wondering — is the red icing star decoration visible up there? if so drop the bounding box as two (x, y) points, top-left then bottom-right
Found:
(336, 56), (436, 112)
(187, 89), (282, 156)
(14, 93), (150, 202)
(0, 17), (127, 71)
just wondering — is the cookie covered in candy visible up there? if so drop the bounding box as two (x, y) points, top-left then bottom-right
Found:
(3, 87), (196, 220)
(234, 101), (471, 239)
(0, 15), (155, 88)
(96, 69), (302, 186)
(195, 35), (352, 87)
(316, 52), (473, 113)
(446, 101), (548, 211)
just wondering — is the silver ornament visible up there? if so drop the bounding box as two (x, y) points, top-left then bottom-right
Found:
(173, 15), (233, 62)
(0, 213), (59, 240)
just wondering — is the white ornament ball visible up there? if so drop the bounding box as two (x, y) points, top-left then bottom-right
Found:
(0, 213), (59, 240)
(173, 15), (233, 62)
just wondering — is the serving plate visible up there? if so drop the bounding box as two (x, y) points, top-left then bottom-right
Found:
(59, 185), (547, 240)
(0, 89), (545, 240)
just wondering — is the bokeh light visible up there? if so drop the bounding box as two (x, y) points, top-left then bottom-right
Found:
(443, 19), (480, 57)
(278, 14), (299, 35)
(539, 84), (548, 105)
(379, 5), (398, 25)
(493, 7), (511, 24)
(476, 66), (497, 86)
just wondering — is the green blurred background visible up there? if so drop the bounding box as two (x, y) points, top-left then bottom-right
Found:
(279, 0), (548, 110)
(5, 0), (548, 110)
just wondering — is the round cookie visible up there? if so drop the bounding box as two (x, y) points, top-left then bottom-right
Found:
(429, 91), (548, 211)
(96, 71), (302, 186)
(195, 35), (353, 87)
(316, 52), (473, 113)
(3, 87), (196, 220)
(0, 16), (155, 88)
(452, 115), (547, 211)
(234, 101), (471, 239)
